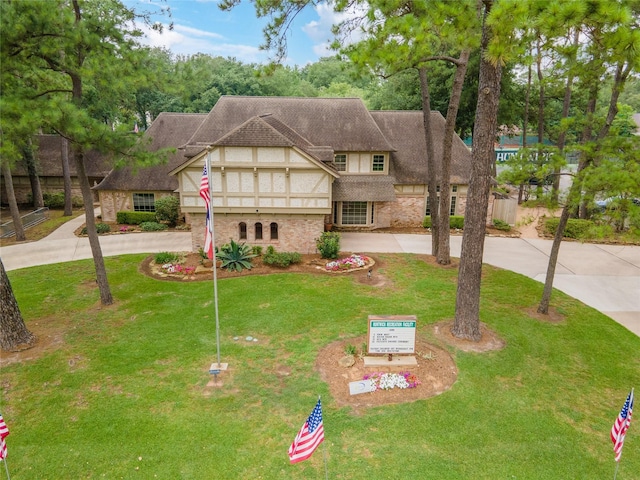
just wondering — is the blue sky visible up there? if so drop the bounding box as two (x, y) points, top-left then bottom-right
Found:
(123, 0), (345, 66)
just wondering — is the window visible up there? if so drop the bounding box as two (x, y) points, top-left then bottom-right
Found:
(341, 201), (368, 225)
(133, 193), (155, 212)
(239, 222), (247, 240)
(255, 222), (263, 240)
(270, 222), (279, 240)
(426, 189), (457, 216)
(372, 154), (385, 172)
(334, 154), (347, 172)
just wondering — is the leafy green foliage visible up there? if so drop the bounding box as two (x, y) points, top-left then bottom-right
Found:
(262, 249), (302, 268)
(37, 192), (83, 209)
(80, 223), (111, 235)
(216, 239), (256, 271)
(423, 216), (465, 229)
(544, 218), (594, 239)
(139, 222), (167, 232)
(116, 211), (156, 225)
(492, 219), (511, 231)
(154, 252), (180, 264)
(315, 231), (341, 259)
(154, 195), (181, 227)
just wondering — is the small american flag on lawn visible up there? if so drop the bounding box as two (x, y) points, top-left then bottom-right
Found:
(0, 413), (9, 460)
(288, 399), (325, 464)
(611, 389), (634, 462)
(199, 164), (214, 259)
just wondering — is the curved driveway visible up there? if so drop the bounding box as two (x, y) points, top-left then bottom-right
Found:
(1, 217), (638, 336)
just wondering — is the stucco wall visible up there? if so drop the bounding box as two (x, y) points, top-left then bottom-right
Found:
(188, 213), (325, 254)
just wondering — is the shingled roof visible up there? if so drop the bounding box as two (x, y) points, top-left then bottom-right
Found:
(369, 110), (471, 185)
(10, 135), (113, 177)
(185, 96), (395, 153)
(95, 113), (206, 191)
(332, 175), (397, 202)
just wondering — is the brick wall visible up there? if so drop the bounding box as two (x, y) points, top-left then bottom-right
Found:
(188, 213), (325, 254)
(389, 196), (425, 227)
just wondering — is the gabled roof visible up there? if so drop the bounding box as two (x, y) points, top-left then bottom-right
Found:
(95, 113), (207, 191)
(370, 111), (471, 185)
(10, 135), (113, 177)
(186, 96), (395, 153)
(333, 175), (397, 202)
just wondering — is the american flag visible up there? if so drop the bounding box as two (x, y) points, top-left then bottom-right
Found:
(288, 399), (325, 464)
(0, 413), (9, 460)
(199, 164), (213, 260)
(611, 389), (634, 462)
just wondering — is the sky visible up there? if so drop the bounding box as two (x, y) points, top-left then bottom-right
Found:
(123, 0), (347, 66)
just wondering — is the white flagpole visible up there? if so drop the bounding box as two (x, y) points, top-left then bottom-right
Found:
(320, 395), (329, 480)
(2, 458), (10, 480)
(207, 152), (222, 369)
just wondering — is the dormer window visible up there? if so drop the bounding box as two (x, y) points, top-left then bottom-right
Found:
(334, 154), (347, 172)
(372, 154), (385, 172)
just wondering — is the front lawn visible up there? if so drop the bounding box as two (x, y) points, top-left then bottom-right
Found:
(2, 254), (639, 479)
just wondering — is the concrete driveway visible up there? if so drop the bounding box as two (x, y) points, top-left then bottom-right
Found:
(1, 217), (638, 337)
(340, 232), (640, 337)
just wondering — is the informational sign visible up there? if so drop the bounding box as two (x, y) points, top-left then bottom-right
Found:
(367, 315), (416, 354)
(349, 379), (376, 395)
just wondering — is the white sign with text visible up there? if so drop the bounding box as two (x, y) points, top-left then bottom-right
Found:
(367, 315), (416, 354)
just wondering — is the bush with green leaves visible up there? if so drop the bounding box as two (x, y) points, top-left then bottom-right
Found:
(315, 231), (340, 259)
(492, 219), (511, 231)
(140, 221), (168, 232)
(154, 252), (180, 264)
(544, 217), (593, 239)
(80, 223), (111, 235)
(422, 216), (465, 229)
(116, 211), (156, 225)
(154, 195), (181, 227)
(216, 239), (256, 272)
(262, 248), (302, 268)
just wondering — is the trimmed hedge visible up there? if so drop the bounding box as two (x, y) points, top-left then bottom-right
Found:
(263, 248), (302, 268)
(116, 211), (156, 225)
(81, 223), (111, 235)
(422, 215), (465, 229)
(543, 217), (594, 239)
(140, 221), (168, 232)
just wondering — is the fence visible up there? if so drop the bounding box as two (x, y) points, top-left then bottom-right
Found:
(1, 207), (50, 238)
(491, 198), (517, 226)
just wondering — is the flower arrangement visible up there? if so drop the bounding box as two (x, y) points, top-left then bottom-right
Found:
(325, 254), (369, 271)
(161, 263), (196, 275)
(363, 371), (421, 391)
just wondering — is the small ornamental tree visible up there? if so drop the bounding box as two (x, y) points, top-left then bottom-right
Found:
(155, 195), (181, 227)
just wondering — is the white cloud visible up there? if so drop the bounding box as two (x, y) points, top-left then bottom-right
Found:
(134, 21), (268, 62)
(301, 2), (365, 57)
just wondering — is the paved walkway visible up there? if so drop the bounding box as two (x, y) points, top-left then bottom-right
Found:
(1, 216), (638, 336)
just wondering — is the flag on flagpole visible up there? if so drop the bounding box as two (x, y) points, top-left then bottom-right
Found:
(199, 164), (214, 260)
(288, 399), (325, 464)
(0, 413), (9, 460)
(611, 389), (634, 462)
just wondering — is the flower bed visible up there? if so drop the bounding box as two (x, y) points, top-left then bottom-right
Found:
(161, 263), (196, 275)
(363, 371), (421, 391)
(325, 254), (370, 272)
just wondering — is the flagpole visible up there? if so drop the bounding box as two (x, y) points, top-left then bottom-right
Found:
(2, 459), (10, 480)
(613, 460), (620, 480)
(320, 395), (329, 480)
(207, 152), (223, 376)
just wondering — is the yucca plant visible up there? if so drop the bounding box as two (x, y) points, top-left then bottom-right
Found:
(216, 239), (256, 272)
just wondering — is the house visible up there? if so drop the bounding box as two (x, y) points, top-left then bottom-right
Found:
(92, 96), (472, 254)
(1, 134), (112, 205)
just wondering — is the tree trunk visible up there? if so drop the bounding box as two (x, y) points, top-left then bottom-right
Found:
(419, 67), (439, 257)
(23, 140), (44, 208)
(452, 0), (502, 341)
(1, 162), (26, 241)
(537, 60), (629, 314)
(0, 258), (36, 351)
(437, 49), (470, 266)
(61, 137), (73, 216)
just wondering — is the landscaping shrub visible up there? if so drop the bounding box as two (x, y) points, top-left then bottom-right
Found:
(40, 192), (83, 209)
(216, 239), (256, 271)
(116, 211), (156, 225)
(154, 195), (180, 227)
(140, 221), (168, 232)
(154, 252), (180, 264)
(80, 223), (111, 235)
(315, 231), (340, 259)
(492, 219), (511, 231)
(252, 245), (263, 256)
(544, 217), (593, 239)
(263, 248), (302, 268)
(422, 215), (465, 229)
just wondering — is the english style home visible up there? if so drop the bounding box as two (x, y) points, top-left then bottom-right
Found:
(96, 96), (474, 254)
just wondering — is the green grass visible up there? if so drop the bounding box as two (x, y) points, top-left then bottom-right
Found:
(3, 253), (639, 479)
